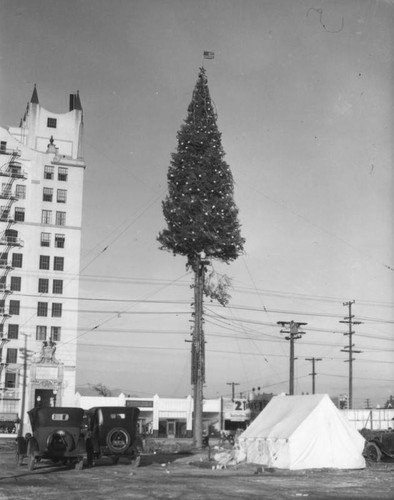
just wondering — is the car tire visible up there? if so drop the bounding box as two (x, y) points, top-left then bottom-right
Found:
(47, 430), (75, 453)
(27, 439), (38, 472)
(365, 441), (382, 462)
(106, 427), (130, 454)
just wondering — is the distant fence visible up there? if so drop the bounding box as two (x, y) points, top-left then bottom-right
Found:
(340, 409), (394, 430)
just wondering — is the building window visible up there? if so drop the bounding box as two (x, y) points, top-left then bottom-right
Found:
(6, 348), (17, 364)
(9, 300), (20, 315)
(41, 232), (51, 247)
(37, 302), (48, 317)
(58, 167), (68, 181)
(14, 207), (25, 222)
(5, 372), (16, 389)
(42, 210), (52, 224)
(38, 278), (49, 294)
(52, 303), (62, 318)
(52, 280), (63, 294)
(12, 253), (22, 268)
(0, 141), (6, 152)
(53, 256), (64, 271)
(47, 117), (57, 128)
(55, 211), (66, 226)
(0, 252), (8, 268)
(0, 206), (10, 221)
(39, 255), (50, 270)
(15, 185), (26, 199)
(43, 187), (53, 202)
(10, 276), (21, 292)
(5, 228), (19, 245)
(55, 234), (65, 248)
(44, 165), (54, 180)
(9, 163), (22, 176)
(57, 189), (67, 203)
(1, 183), (11, 197)
(36, 325), (47, 341)
(8, 324), (19, 339)
(51, 326), (61, 342)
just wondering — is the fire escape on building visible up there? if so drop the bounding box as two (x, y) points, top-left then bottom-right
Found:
(0, 145), (26, 412)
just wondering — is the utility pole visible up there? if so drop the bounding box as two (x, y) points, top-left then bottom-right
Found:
(305, 357), (322, 394)
(340, 301), (362, 410)
(277, 321), (307, 395)
(18, 333), (30, 438)
(191, 254), (210, 448)
(226, 382), (240, 401)
(0, 337), (10, 413)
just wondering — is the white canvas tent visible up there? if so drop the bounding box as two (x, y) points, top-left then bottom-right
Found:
(238, 394), (365, 470)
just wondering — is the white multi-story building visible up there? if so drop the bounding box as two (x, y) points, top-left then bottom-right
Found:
(0, 86), (85, 424)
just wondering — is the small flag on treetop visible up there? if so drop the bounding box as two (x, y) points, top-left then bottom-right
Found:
(203, 51), (215, 59)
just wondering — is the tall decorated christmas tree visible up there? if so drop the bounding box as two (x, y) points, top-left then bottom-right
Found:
(158, 65), (244, 446)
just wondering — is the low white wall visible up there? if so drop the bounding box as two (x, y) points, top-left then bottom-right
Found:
(340, 409), (394, 430)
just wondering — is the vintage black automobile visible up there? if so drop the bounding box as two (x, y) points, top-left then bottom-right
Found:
(361, 428), (394, 461)
(16, 407), (87, 470)
(84, 406), (142, 466)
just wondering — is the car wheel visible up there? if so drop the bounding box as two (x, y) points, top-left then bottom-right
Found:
(365, 441), (382, 462)
(106, 427), (130, 454)
(27, 439), (38, 472)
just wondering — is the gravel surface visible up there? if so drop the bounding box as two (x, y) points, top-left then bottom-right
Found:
(1, 438), (393, 499)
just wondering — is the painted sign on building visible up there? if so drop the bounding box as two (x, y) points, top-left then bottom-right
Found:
(223, 398), (250, 421)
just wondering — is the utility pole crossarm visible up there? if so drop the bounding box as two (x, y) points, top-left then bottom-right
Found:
(340, 301), (363, 410)
(226, 382), (240, 401)
(305, 357), (322, 394)
(277, 320), (307, 396)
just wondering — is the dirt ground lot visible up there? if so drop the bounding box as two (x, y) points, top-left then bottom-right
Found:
(0, 438), (393, 500)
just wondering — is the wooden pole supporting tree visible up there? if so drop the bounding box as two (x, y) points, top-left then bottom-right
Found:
(158, 64), (244, 448)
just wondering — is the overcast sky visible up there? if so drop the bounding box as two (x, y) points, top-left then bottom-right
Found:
(0, 0), (393, 406)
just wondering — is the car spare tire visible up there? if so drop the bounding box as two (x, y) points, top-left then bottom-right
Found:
(106, 427), (130, 454)
(47, 430), (75, 453)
